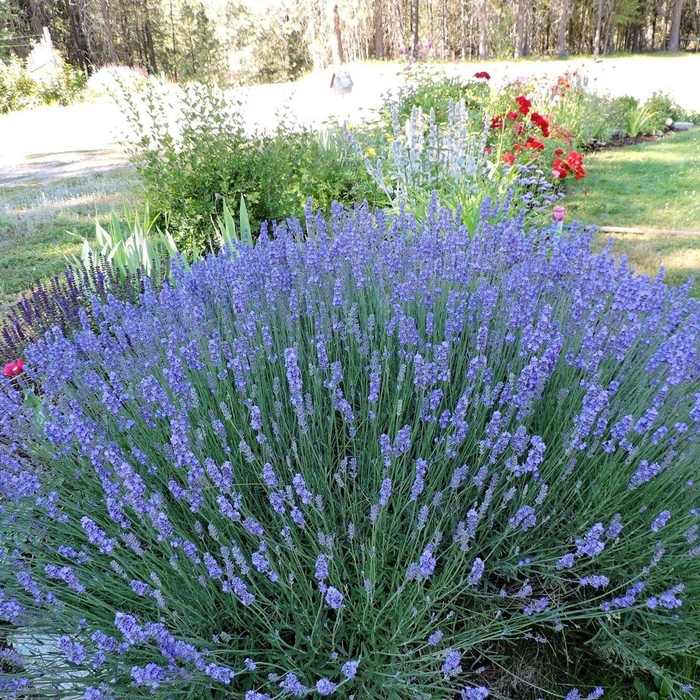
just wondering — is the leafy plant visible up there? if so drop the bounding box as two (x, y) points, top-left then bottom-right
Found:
(2, 206), (700, 699)
(119, 80), (382, 253)
(624, 102), (659, 138)
(0, 51), (84, 114)
(70, 207), (169, 288)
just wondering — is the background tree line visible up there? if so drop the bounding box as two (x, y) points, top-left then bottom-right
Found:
(1, 0), (698, 85)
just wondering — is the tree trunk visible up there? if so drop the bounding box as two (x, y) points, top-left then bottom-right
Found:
(142, 0), (158, 73)
(99, 0), (118, 63)
(477, 0), (488, 59)
(514, 0), (528, 58)
(374, 0), (384, 59)
(593, 0), (604, 56)
(668, 0), (685, 51)
(22, 0), (44, 35)
(411, 0), (419, 58)
(557, 0), (568, 56)
(63, 0), (90, 70)
(329, 2), (345, 66)
(460, 0), (467, 58)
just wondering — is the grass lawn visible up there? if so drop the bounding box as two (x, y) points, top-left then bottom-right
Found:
(0, 169), (136, 315)
(564, 128), (700, 295)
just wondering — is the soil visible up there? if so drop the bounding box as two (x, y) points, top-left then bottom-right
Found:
(589, 133), (666, 151)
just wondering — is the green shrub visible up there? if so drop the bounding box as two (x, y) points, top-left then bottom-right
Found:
(0, 52), (84, 113)
(121, 81), (383, 252)
(383, 64), (492, 125)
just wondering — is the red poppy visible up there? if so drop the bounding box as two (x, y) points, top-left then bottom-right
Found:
(515, 95), (531, 115)
(554, 148), (564, 156)
(490, 115), (504, 129)
(527, 137), (546, 150)
(530, 112), (550, 137)
(3, 358), (24, 378)
(501, 152), (516, 165)
(506, 111), (519, 121)
(474, 71), (491, 80)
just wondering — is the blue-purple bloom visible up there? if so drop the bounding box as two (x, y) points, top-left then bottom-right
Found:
(316, 678), (337, 695)
(325, 586), (344, 610)
(3, 203), (700, 698)
(442, 648), (462, 678)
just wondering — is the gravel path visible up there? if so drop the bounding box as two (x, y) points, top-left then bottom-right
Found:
(1, 55), (699, 187)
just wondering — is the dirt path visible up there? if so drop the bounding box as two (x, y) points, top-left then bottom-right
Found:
(1, 54), (699, 187)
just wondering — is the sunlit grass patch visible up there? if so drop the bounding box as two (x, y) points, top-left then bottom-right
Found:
(0, 168), (136, 314)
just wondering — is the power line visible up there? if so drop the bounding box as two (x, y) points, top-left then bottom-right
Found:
(0, 33), (42, 41)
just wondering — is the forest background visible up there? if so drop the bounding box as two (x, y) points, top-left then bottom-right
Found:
(1, 0), (699, 88)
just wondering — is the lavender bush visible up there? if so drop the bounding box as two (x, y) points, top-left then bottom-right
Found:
(1, 202), (700, 699)
(0, 258), (143, 367)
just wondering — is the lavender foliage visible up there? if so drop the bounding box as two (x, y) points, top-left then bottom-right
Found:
(1, 203), (699, 698)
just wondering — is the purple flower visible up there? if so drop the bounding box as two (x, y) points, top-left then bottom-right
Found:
(461, 687), (489, 700)
(523, 597), (549, 616)
(467, 557), (484, 586)
(316, 678), (337, 695)
(80, 517), (115, 554)
(262, 463), (278, 488)
(442, 648), (462, 678)
(131, 663), (166, 689)
(556, 553), (575, 570)
(575, 523), (605, 558)
(325, 586), (344, 610)
(427, 630), (444, 646)
(341, 659), (359, 678)
(279, 672), (308, 697)
(205, 663), (235, 684)
(651, 510), (671, 532)
(315, 553), (329, 582)
(378, 477), (392, 507)
(579, 575), (610, 589)
(410, 458), (428, 500)
(509, 505), (537, 531)
(59, 636), (86, 665)
(647, 583), (684, 609)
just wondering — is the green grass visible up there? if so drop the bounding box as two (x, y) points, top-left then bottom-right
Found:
(564, 128), (700, 296)
(566, 129), (700, 230)
(0, 169), (136, 315)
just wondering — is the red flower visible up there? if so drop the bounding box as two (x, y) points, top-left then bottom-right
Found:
(551, 150), (585, 180)
(522, 136), (545, 150)
(506, 111), (519, 121)
(490, 115), (504, 129)
(514, 123), (524, 134)
(515, 95), (531, 115)
(501, 152), (516, 165)
(3, 358), (24, 378)
(554, 148), (564, 156)
(530, 112), (550, 137)
(474, 71), (491, 80)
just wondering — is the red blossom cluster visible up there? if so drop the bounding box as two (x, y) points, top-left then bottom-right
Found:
(552, 150), (586, 180)
(3, 358), (24, 378)
(514, 136), (545, 152)
(474, 71), (491, 80)
(515, 95), (531, 115)
(530, 112), (549, 137)
(488, 94), (586, 183)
